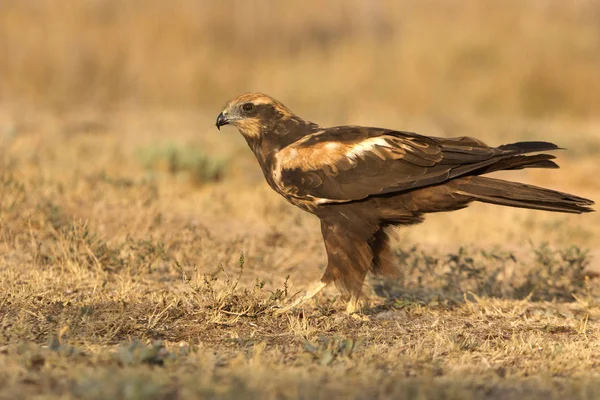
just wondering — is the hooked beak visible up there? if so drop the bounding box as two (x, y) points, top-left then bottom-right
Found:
(215, 112), (229, 130)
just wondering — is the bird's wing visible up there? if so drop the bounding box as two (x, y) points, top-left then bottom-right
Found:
(273, 126), (557, 203)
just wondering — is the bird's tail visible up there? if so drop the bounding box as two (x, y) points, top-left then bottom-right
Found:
(451, 176), (595, 214)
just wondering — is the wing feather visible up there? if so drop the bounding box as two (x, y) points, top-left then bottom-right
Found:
(274, 127), (530, 203)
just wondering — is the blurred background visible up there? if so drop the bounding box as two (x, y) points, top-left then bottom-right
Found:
(1, 0), (599, 119)
(0, 0), (598, 255)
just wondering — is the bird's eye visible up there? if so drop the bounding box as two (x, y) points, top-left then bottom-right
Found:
(242, 103), (254, 112)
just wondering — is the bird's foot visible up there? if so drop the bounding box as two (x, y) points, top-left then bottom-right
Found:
(345, 294), (362, 314)
(345, 295), (369, 320)
(273, 280), (328, 315)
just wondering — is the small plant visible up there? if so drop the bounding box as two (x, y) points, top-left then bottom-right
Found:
(113, 339), (176, 367)
(302, 336), (363, 366)
(176, 252), (287, 321)
(136, 143), (225, 186)
(373, 242), (592, 304)
(46, 220), (124, 272)
(516, 243), (591, 301)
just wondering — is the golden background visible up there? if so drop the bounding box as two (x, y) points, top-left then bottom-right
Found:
(0, 2), (599, 398)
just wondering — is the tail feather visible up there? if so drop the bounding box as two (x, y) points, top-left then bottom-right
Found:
(474, 154), (559, 175)
(454, 140), (595, 213)
(470, 141), (563, 175)
(452, 176), (595, 214)
(498, 141), (562, 152)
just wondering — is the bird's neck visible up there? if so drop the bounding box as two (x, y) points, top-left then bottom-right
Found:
(245, 116), (320, 162)
(241, 116), (320, 188)
(270, 116), (321, 148)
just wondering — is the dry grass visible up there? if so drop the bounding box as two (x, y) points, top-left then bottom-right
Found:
(0, 112), (598, 400)
(1, 0), (600, 120)
(1, 1), (600, 399)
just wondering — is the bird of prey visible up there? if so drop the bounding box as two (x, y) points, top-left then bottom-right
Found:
(215, 93), (595, 314)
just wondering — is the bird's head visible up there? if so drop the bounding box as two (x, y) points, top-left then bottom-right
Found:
(215, 93), (294, 140)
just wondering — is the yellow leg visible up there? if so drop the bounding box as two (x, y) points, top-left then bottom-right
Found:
(345, 294), (361, 314)
(273, 281), (328, 315)
(347, 295), (370, 320)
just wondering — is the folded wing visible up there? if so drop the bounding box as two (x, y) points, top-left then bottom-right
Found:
(274, 126), (559, 203)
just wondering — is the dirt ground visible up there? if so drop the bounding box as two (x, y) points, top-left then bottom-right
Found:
(0, 108), (598, 399)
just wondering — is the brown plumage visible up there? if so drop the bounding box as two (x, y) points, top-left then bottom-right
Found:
(215, 93), (595, 314)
